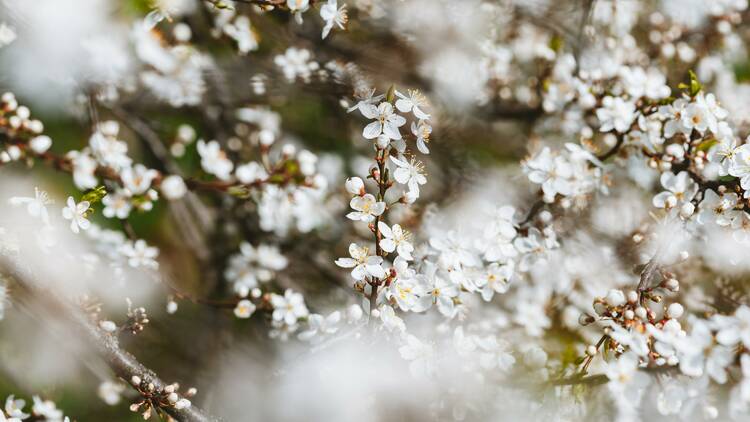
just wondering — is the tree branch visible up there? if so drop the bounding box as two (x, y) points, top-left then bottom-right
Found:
(1, 260), (222, 422)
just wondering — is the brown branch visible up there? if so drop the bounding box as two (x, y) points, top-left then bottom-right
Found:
(1, 261), (222, 422)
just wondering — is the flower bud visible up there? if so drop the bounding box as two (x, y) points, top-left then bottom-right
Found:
(605, 289), (626, 307)
(99, 320), (117, 333)
(703, 406), (719, 419)
(578, 313), (595, 326)
(667, 303), (684, 319)
(30, 135), (52, 154)
(664, 278), (679, 292)
(345, 177), (365, 195)
(635, 306), (647, 320)
(627, 291), (638, 303)
(166, 300), (178, 314)
(586, 345), (597, 356)
(376, 134), (390, 149)
(161, 175), (187, 200)
(281, 144), (296, 157)
(259, 129), (275, 146)
(679, 202), (694, 219)
(347, 304), (363, 322)
(175, 399), (191, 410)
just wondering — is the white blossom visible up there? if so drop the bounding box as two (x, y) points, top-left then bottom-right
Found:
(61, 196), (91, 234)
(270, 289), (309, 326)
(320, 0), (347, 39)
(361, 102), (406, 140)
(197, 140), (233, 181)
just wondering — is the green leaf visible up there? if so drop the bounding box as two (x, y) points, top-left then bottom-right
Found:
(81, 186), (107, 204)
(696, 138), (718, 152)
(386, 85), (396, 104)
(549, 35), (564, 53)
(227, 185), (250, 198)
(687, 70), (702, 96)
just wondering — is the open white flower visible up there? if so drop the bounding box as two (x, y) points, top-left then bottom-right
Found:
(274, 47), (319, 82)
(335, 243), (385, 280)
(411, 119), (432, 154)
(197, 140), (233, 180)
(596, 96), (636, 133)
(697, 189), (739, 226)
(479, 261), (514, 302)
(4, 395), (29, 420)
(378, 221), (414, 260)
(270, 289), (309, 325)
(523, 147), (573, 202)
(298, 311), (341, 342)
(61, 196), (90, 234)
(120, 239), (159, 269)
(390, 155), (426, 196)
(652, 171), (698, 212)
(9, 187), (52, 224)
(361, 102), (406, 140)
(346, 193), (385, 222)
(233, 299), (257, 319)
(395, 89), (430, 120)
(102, 190), (132, 219)
(31, 396), (63, 421)
(347, 87), (384, 114)
(415, 264), (459, 317)
(398, 334), (435, 377)
(121, 164), (159, 195)
(320, 0), (347, 39)
(707, 125), (740, 176)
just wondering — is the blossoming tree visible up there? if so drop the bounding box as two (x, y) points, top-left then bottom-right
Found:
(3, 0), (750, 421)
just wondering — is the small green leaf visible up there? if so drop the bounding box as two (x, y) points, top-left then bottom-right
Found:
(696, 138), (718, 152)
(227, 185), (250, 198)
(549, 35), (564, 53)
(687, 70), (702, 96)
(81, 186), (107, 204)
(386, 85), (396, 103)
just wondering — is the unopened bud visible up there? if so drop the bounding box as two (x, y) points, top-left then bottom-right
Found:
(605, 289), (626, 307)
(578, 313), (595, 326)
(635, 307), (647, 320)
(679, 202), (695, 219)
(667, 303), (684, 319)
(627, 291), (638, 303)
(664, 278), (679, 292)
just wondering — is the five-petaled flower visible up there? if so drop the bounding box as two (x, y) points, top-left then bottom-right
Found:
(61, 196), (91, 234)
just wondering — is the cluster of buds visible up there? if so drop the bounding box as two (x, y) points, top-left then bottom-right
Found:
(124, 298), (150, 335)
(128, 375), (195, 419)
(579, 271), (685, 367)
(0, 92), (51, 163)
